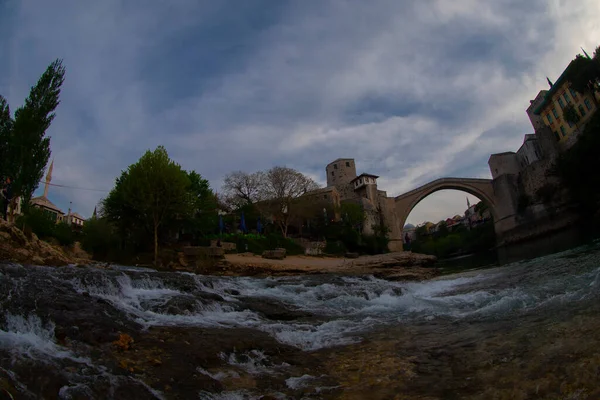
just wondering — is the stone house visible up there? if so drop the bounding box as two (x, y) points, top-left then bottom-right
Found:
(532, 57), (599, 149)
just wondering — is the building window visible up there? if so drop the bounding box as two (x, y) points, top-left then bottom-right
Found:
(584, 98), (592, 111)
(552, 108), (558, 118)
(560, 125), (566, 136)
(569, 87), (578, 99)
(578, 105), (586, 117)
(333, 163), (338, 169)
(323, 194), (327, 199)
(567, 120), (573, 128)
(563, 92), (570, 103)
(345, 161), (350, 167)
(547, 113), (553, 124)
(331, 171), (335, 176)
(553, 131), (560, 141)
(558, 98), (565, 109)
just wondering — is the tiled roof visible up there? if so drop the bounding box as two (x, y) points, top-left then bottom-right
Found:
(533, 59), (580, 115)
(31, 196), (64, 214)
(350, 173), (379, 183)
(69, 212), (85, 220)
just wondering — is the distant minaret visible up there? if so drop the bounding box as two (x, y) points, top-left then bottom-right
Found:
(467, 197), (471, 210)
(43, 159), (54, 198)
(92, 206), (97, 219)
(546, 77), (554, 88)
(582, 47), (591, 59)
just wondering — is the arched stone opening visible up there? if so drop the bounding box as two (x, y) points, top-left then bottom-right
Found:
(394, 178), (497, 235)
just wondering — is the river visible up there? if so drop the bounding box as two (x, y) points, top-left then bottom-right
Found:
(2, 240), (600, 399)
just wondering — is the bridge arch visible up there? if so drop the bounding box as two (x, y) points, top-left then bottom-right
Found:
(394, 178), (497, 231)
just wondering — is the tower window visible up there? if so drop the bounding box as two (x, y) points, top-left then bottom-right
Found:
(334, 164), (338, 169)
(331, 171), (335, 176)
(346, 161), (350, 167)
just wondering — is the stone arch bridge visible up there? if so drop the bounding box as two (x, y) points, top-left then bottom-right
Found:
(388, 177), (518, 251)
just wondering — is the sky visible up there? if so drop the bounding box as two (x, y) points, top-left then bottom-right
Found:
(1, 0), (599, 225)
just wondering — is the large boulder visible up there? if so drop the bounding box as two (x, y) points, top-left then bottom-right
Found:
(262, 248), (286, 260)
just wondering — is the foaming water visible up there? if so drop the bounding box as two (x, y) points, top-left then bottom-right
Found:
(5, 245), (598, 352)
(0, 314), (88, 363)
(2, 243), (600, 398)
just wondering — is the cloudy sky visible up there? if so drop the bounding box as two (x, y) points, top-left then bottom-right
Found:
(1, 0), (599, 225)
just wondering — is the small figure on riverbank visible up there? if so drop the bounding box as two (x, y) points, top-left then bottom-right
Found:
(1, 177), (13, 221)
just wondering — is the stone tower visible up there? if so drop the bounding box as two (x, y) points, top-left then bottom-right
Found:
(326, 158), (357, 200)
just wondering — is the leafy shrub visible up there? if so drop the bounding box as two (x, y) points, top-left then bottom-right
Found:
(16, 207), (57, 240)
(81, 218), (122, 260)
(54, 222), (75, 246)
(360, 234), (389, 255)
(208, 233), (304, 255)
(324, 240), (346, 255)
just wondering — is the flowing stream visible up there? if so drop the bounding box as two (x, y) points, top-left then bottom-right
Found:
(2, 241), (600, 399)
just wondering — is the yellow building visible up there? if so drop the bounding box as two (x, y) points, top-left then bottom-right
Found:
(533, 57), (599, 147)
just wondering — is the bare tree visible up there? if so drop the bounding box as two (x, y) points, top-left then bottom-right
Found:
(221, 170), (265, 208)
(258, 166), (320, 237)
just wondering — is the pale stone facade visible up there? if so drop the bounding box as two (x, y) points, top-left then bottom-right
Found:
(323, 159), (398, 241)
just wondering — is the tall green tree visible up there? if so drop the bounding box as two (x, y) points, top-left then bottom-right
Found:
(568, 50), (600, 106)
(340, 202), (365, 230)
(0, 96), (12, 180)
(102, 146), (191, 265)
(0, 59), (65, 212)
(182, 170), (219, 238)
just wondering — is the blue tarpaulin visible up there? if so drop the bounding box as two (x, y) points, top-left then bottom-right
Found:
(240, 211), (247, 233)
(256, 216), (262, 234)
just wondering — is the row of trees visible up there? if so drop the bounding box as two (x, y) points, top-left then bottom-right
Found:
(0, 59), (65, 213)
(411, 219), (496, 259)
(220, 168), (320, 237)
(95, 149), (393, 265)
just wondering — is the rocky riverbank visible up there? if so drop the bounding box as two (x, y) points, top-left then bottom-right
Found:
(0, 219), (90, 266)
(202, 252), (440, 281)
(1, 219), (438, 280)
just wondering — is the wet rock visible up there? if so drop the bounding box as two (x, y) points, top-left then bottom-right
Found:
(241, 297), (313, 321)
(153, 296), (199, 315)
